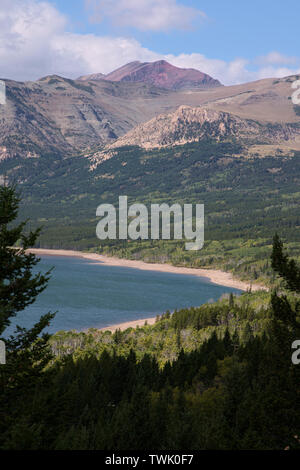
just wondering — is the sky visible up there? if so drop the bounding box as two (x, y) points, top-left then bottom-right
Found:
(0, 0), (299, 85)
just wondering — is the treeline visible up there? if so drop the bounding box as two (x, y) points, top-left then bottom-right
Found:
(49, 291), (270, 365)
(1, 302), (299, 450)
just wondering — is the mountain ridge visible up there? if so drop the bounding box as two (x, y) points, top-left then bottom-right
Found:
(88, 104), (300, 169)
(78, 60), (222, 90)
(0, 72), (299, 161)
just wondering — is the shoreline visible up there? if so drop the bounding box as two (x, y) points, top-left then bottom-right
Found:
(28, 248), (267, 333)
(29, 248), (266, 292)
(98, 317), (158, 333)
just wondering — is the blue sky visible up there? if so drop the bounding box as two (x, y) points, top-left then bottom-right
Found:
(50, 0), (300, 62)
(1, 0), (299, 84)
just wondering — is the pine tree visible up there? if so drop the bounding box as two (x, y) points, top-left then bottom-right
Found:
(0, 184), (51, 334)
(271, 233), (300, 294)
(271, 234), (300, 328)
(229, 292), (234, 309)
(176, 329), (181, 350)
(0, 184), (55, 449)
(245, 235), (300, 449)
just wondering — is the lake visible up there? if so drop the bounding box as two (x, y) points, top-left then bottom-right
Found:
(5, 255), (242, 335)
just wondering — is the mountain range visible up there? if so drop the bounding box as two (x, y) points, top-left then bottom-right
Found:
(0, 61), (299, 162)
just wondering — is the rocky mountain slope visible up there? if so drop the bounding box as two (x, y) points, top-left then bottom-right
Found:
(77, 72), (105, 81)
(0, 71), (299, 161)
(80, 60), (222, 90)
(107, 105), (299, 150)
(0, 75), (171, 160)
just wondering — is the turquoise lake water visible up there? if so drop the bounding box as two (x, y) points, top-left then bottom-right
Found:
(5, 255), (242, 335)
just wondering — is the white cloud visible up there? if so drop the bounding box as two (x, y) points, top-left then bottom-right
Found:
(53, 33), (160, 76)
(256, 51), (299, 66)
(0, 0), (66, 80)
(0, 0), (299, 85)
(85, 0), (205, 32)
(164, 53), (255, 85)
(256, 66), (300, 80)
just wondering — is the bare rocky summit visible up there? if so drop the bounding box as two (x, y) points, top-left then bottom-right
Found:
(108, 105), (257, 149)
(102, 60), (222, 90)
(89, 104), (300, 169)
(78, 60), (222, 90)
(103, 106), (300, 149)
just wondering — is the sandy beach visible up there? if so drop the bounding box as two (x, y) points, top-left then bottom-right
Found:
(28, 248), (267, 332)
(29, 247), (266, 291)
(98, 317), (158, 333)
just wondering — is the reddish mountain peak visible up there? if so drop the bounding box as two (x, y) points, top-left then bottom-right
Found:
(79, 60), (222, 90)
(106, 60), (222, 90)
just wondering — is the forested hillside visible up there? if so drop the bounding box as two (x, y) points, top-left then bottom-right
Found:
(2, 138), (299, 285)
(1, 186), (300, 451)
